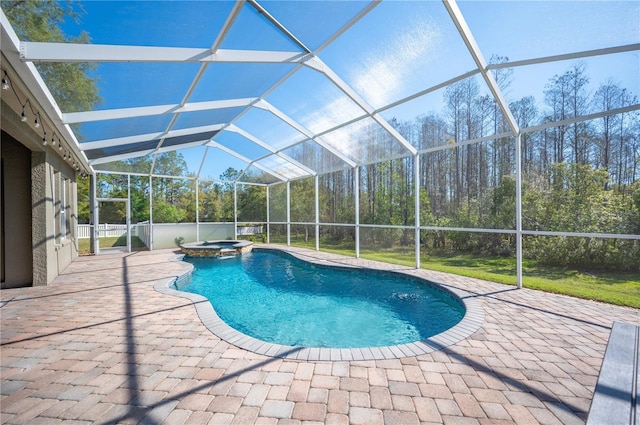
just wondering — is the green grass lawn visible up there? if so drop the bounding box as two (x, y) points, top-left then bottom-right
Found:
(283, 240), (640, 309)
(78, 236), (147, 255)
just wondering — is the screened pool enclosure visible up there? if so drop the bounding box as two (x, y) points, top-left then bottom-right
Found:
(2, 0), (639, 287)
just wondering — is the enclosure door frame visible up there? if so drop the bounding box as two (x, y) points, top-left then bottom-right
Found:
(94, 197), (131, 255)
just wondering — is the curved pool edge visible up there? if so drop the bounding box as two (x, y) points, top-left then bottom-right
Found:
(157, 247), (484, 361)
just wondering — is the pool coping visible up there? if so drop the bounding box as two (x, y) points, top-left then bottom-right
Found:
(155, 246), (484, 361)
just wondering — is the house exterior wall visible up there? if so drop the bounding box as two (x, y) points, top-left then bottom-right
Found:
(1, 133), (33, 287)
(1, 100), (79, 288)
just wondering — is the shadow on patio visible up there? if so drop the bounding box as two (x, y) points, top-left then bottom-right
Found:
(1, 248), (638, 424)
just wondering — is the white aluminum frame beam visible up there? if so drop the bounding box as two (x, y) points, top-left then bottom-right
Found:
(94, 170), (151, 178)
(515, 133), (523, 288)
(156, 140), (211, 153)
(275, 152), (317, 176)
(286, 181), (291, 246)
(378, 70), (479, 115)
(313, 1), (380, 54)
(253, 99), (358, 168)
(79, 123), (226, 151)
(414, 154), (420, 269)
(89, 149), (156, 165)
(248, 0), (312, 54)
(20, 42), (306, 64)
(207, 141), (289, 182)
(487, 43), (640, 71)
(443, 0), (520, 136)
(196, 146), (211, 179)
(443, 0), (523, 288)
(419, 131), (514, 155)
(315, 175), (320, 251)
(304, 56), (418, 156)
(234, 183), (238, 236)
(63, 98), (257, 124)
(266, 186), (271, 243)
(195, 178), (200, 241)
(354, 166), (360, 258)
(521, 104), (640, 134)
(225, 124), (316, 177)
(253, 155), (313, 180)
(226, 124), (280, 155)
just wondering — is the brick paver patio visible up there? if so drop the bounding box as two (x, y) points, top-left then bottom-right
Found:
(1, 246), (638, 424)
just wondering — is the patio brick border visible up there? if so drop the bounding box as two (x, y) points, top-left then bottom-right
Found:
(155, 246), (484, 361)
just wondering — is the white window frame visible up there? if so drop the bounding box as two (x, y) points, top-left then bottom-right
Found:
(60, 176), (67, 241)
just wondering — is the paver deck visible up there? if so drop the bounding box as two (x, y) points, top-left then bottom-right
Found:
(1, 246), (638, 424)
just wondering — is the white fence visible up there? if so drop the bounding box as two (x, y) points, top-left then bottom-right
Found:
(77, 223), (238, 249)
(77, 224), (128, 239)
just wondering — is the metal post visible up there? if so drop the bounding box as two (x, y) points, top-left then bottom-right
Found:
(266, 185), (270, 244)
(354, 166), (360, 259)
(515, 133), (523, 288)
(234, 182), (238, 240)
(149, 175), (153, 251)
(315, 175), (320, 251)
(90, 173), (97, 255)
(195, 179), (199, 242)
(89, 174), (98, 254)
(286, 181), (291, 246)
(126, 175), (131, 252)
(414, 154), (421, 269)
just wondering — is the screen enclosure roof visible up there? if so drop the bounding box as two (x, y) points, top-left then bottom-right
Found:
(1, 0), (639, 184)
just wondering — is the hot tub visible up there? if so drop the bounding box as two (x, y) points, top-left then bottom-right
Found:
(180, 240), (253, 257)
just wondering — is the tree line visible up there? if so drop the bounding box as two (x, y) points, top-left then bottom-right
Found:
(81, 152), (267, 225)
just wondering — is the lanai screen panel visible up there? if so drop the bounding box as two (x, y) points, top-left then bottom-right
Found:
(282, 140), (350, 176)
(320, 117), (412, 165)
(173, 109), (246, 131)
(265, 66), (367, 135)
(459, 1), (640, 61)
(65, 1), (234, 47)
(188, 62), (297, 103)
(83, 62), (202, 111)
(261, 1), (373, 51)
(92, 153), (155, 175)
(241, 165), (283, 185)
(255, 156), (310, 181)
(233, 108), (306, 150)
(2, 0), (638, 183)
(199, 148), (252, 182)
(78, 115), (174, 144)
(212, 131), (272, 162)
(507, 52), (640, 121)
(320, 1), (475, 110)
(219, 2), (304, 52)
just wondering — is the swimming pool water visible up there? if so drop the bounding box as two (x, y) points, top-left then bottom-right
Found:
(176, 250), (465, 348)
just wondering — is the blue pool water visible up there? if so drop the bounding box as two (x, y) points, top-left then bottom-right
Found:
(175, 250), (465, 348)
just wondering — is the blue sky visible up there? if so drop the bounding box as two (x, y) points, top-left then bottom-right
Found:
(57, 0), (640, 178)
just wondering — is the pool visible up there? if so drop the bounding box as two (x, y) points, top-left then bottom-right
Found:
(163, 247), (483, 359)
